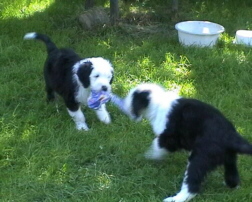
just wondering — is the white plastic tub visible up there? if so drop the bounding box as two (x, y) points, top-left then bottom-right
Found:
(175, 21), (225, 47)
(234, 30), (252, 46)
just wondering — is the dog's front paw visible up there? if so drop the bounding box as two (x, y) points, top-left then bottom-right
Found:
(144, 138), (168, 160)
(144, 148), (166, 160)
(100, 114), (111, 124)
(95, 109), (111, 124)
(76, 122), (89, 131)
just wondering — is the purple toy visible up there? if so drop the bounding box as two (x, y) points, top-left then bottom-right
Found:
(88, 91), (131, 116)
(87, 90), (111, 110)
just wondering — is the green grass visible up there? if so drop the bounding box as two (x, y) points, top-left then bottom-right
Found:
(1, 0), (252, 201)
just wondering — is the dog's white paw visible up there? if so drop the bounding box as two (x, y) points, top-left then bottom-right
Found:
(163, 191), (196, 202)
(145, 138), (168, 160)
(67, 108), (89, 131)
(76, 122), (89, 131)
(100, 114), (111, 124)
(163, 196), (188, 202)
(144, 148), (167, 160)
(95, 108), (111, 124)
(163, 196), (182, 202)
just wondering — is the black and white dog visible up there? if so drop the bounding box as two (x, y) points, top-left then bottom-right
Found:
(122, 83), (252, 202)
(24, 32), (114, 130)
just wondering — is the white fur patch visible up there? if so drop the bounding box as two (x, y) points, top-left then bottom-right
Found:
(148, 90), (179, 136)
(145, 137), (168, 160)
(75, 85), (90, 105)
(23, 32), (36, 40)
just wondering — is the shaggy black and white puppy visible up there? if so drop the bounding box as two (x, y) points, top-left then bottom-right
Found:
(122, 83), (252, 202)
(24, 32), (114, 130)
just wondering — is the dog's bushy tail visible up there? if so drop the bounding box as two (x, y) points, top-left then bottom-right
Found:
(229, 133), (252, 155)
(24, 32), (57, 54)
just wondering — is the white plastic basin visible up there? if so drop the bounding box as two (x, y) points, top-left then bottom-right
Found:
(235, 30), (252, 46)
(175, 21), (225, 47)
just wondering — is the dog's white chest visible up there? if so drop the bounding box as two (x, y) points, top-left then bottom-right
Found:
(76, 86), (89, 105)
(150, 102), (174, 136)
(152, 115), (168, 136)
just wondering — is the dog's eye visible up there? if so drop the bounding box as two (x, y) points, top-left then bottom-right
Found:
(94, 75), (99, 78)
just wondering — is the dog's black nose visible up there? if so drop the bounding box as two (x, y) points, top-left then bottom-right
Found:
(102, 86), (108, 91)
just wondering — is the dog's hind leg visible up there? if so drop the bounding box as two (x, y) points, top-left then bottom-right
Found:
(164, 152), (219, 202)
(224, 151), (240, 188)
(44, 70), (55, 102)
(45, 85), (55, 102)
(163, 161), (197, 202)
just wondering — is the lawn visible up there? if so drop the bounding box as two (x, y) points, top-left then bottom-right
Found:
(1, 0), (252, 201)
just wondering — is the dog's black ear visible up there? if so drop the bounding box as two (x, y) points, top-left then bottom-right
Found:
(132, 90), (150, 118)
(110, 70), (114, 84)
(77, 61), (93, 88)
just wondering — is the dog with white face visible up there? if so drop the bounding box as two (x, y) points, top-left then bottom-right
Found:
(121, 83), (252, 202)
(24, 32), (113, 130)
